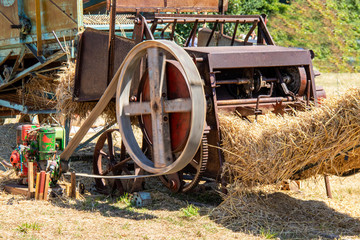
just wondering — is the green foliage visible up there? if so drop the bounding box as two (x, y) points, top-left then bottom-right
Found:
(16, 222), (41, 233)
(118, 193), (134, 207)
(181, 204), (199, 218)
(227, 0), (287, 15)
(269, 0), (360, 72)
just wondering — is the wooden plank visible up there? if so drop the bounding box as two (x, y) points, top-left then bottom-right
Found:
(0, 51), (66, 91)
(35, 172), (40, 200)
(43, 173), (50, 201)
(70, 172), (76, 198)
(35, 0), (42, 56)
(113, 0), (219, 12)
(38, 171), (46, 200)
(4, 184), (29, 196)
(27, 162), (34, 199)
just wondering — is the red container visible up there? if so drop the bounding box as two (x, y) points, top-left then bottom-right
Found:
(16, 124), (39, 145)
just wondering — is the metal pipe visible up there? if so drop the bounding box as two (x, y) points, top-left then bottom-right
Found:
(216, 78), (250, 85)
(230, 20), (239, 46)
(52, 31), (66, 53)
(217, 97), (291, 106)
(217, 101), (294, 109)
(206, 20), (218, 47)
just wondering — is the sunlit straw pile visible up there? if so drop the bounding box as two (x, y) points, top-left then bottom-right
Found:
(54, 61), (116, 122)
(219, 88), (360, 190)
(16, 74), (57, 110)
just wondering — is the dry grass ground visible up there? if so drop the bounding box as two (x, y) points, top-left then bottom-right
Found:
(0, 74), (360, 240)
(316, 73), (360, 96)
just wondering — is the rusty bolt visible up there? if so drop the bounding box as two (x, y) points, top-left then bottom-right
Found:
(130, 96), (137, 102)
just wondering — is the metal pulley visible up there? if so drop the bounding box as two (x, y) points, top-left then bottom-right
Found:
(116, 40), (206, 174)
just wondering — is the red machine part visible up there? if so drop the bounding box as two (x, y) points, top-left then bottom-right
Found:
(16, 124), (39, 145)
(141, 60), (191, 152)
(10, 150), (20, 167)
(10, 149), (38, 178)
(316, 85), (327, 105)
(298, 67), (307, 96)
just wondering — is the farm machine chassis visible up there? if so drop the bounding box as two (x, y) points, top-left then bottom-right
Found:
(0, 0), (324, 194)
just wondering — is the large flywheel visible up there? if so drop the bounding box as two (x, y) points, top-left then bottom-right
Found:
(116, 40), (206, 175)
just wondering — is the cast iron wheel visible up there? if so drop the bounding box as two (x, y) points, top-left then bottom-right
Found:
(93, 129), (133, 195)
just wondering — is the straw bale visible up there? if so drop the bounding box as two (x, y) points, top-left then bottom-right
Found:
(219, 88), (360, 190)
(54, 61), (116, 123)
(16, 73), (57, 110)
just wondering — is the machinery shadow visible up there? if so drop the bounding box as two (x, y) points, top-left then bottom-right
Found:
(211, 191), (360, 239)
(50, 194), (158, 221)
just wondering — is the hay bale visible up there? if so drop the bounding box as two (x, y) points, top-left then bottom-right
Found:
(54, 61), (116, 123)
(219, 88), (360, 190)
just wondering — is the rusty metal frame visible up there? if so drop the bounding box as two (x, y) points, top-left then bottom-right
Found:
(149, 14), (274, 46)
(107, 0), (117, 84)
(185, 19), (198, 47)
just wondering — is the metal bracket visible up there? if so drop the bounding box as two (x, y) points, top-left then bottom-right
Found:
(25, 44), (46, 63)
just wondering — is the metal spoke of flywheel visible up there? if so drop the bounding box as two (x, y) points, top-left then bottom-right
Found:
(147, 47), (173, 168)
(107, 132), (115, 163)
(123, 98), (192, 116)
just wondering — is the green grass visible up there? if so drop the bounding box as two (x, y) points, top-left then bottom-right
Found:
(16, 222), (41, 234)
(181, 204), (199, 218)
(117, 193), (133, 207)
(259, 227), (279, 239)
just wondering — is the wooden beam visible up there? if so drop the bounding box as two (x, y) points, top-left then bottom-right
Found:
(4, 184), (29, 196)
(27, 162), (34, 199)
(38, 171), (46, 200)
(35, 172), (40, 200)
(43, 173), (50, 201)
(35, 0), (43, 56)
(70, 172), (76, 198)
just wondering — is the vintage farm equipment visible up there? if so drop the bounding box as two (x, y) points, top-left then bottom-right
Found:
(9, 124), (65, 184)
(58, 0), (325, 194)
(1, 1), (325, 194)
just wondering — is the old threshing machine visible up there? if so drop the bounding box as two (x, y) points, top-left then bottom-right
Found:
(1, 1), (324, 194)
(59, 0), (325, 194)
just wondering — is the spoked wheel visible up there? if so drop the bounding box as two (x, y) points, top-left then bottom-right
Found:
(93, 129), (142, 195)
(116, 40), (206, 175)
(159, 133), (209, 193)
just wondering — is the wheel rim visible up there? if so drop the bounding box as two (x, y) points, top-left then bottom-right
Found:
(93, 129), (129, 194)
(116, 40), (206, 174)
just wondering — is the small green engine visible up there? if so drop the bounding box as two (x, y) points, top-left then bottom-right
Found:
(10, 124), (65, 184)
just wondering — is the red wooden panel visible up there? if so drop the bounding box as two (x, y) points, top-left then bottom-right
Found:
(112, 0), (220, 12)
